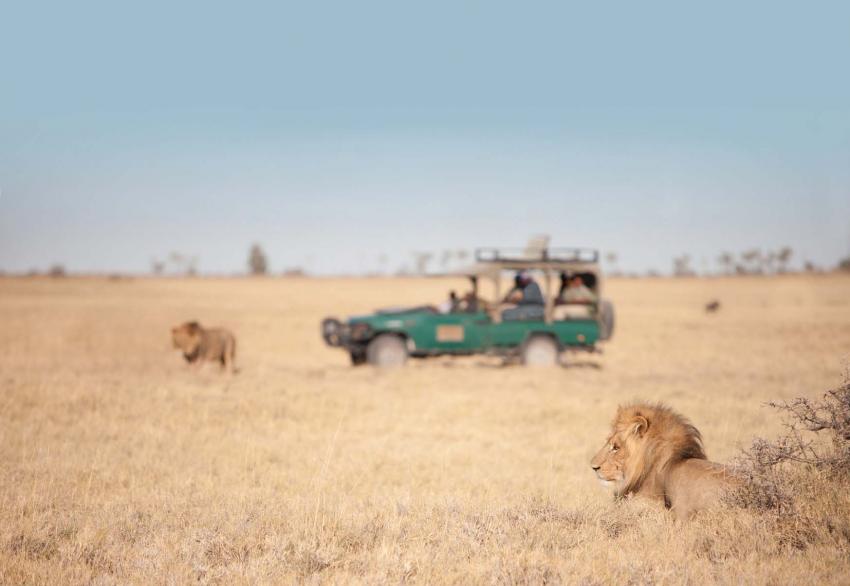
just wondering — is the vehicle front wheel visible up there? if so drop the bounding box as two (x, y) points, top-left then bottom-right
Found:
(366, 334), (408, 368)
(521, 335), (559, 367)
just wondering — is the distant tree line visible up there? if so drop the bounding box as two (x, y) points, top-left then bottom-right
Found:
(8, 246), (850, 278)
(668, 247), (802, 277)
(405, 250), (471, 276)
(715, 247), (794, 275)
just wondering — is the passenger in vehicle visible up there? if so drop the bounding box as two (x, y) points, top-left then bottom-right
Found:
(457, 291), (483, 313)
(502, 271), (545, 321)
(438, 290), (460, 314)
(552, 273), (597, 320)
(560, 274), (596, 304)
(503, 271), (544, 305)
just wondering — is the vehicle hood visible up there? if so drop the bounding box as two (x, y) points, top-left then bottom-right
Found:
(348, 306), (434, 324)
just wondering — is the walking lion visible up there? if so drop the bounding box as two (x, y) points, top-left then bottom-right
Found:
(171, 321), (236, 374)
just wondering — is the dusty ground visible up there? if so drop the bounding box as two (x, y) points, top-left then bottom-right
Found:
(1, 275), (849, 584)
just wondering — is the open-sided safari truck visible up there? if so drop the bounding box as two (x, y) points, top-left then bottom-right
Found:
(321, 247), (615, 367)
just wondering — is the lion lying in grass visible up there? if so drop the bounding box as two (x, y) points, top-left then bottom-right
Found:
(591, 402), (737, 519)
(171, 321), (236, 374)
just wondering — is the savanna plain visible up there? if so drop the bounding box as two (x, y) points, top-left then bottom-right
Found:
(1, 274), (849, 585)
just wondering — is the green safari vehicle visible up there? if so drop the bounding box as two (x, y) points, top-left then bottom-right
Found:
(321, 247), (614, 367)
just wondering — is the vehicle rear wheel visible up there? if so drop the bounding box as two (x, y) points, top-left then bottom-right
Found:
(521, 335), (559, 367)
(366, 334), (408, 368)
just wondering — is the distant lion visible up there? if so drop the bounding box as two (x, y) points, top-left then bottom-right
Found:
(171, 321), (236, 374)
(591, 402), (737, 519)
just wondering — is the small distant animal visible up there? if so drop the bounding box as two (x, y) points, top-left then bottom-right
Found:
(705, 300), (721, 313)
(171, 321), (236, 373)
(591, 402), (738, 520)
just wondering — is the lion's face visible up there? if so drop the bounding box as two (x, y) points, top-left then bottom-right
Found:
(591, 432), (631, 490)
(591, 411), (651, 495)
(171, 322), (201, 354)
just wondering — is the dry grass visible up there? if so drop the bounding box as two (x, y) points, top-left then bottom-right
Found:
(1, 274), (849, 584)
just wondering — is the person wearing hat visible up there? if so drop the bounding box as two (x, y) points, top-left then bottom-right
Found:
(501, 270), (545, 320)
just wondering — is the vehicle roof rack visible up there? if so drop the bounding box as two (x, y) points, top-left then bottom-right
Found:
(475, 247), (599, 264)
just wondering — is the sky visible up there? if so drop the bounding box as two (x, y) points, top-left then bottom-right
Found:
(1, 1), (849, 275)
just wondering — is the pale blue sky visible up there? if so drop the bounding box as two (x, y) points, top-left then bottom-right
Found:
(1, 1), (849, 274)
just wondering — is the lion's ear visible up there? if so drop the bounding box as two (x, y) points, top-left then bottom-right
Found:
(631, 415), (649, 437)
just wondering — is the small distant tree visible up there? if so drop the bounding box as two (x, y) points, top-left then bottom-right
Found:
(248, 244), (268, 276)
(167, 252), (198, 276)
(168, 251), (184, 270)
(151, 259), (165, 276)
(777, 247), (793, 273)
(185, 257), (198, 277)
(672, 254), (694, 277)
(838, 257), (850, 272)
(48, 264), (66, 278)
(605, 252), (621, 276)
(377, 253), (389, 274)
(763, 250), (778, 274)
(440, 250), (453, 271)
(717, 252), (735, 275)
(411, 252), (433, 276)
(741, 249), (763, 274)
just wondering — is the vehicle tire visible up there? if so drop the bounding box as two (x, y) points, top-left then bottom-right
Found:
(321, 318), (343, 346)
(350, 350), (367, 366)
(366, 334), (408, 368)
(597, 299), (615, 341)
(521, 335), (559, 367)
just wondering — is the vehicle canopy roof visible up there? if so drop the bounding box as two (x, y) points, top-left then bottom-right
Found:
(462, 247), (600, 277)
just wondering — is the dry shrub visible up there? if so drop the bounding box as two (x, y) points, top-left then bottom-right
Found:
(728, 371), (850, 550)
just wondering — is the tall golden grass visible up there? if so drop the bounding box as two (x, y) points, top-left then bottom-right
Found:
(1, 275), (849, 584)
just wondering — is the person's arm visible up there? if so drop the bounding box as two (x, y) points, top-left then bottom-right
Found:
(503, 287), (522, 303)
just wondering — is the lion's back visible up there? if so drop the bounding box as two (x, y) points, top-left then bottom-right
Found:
(665, 459), (736, 519)
(202, 328), (236, 361)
